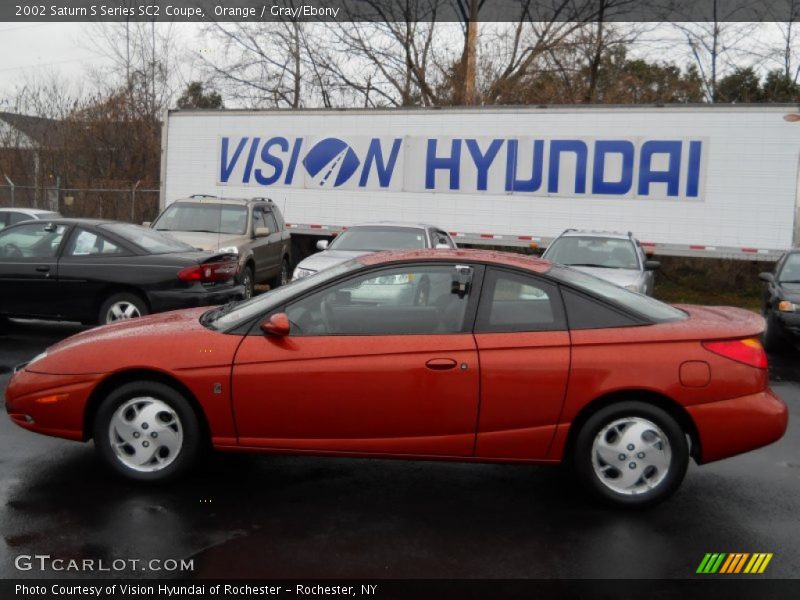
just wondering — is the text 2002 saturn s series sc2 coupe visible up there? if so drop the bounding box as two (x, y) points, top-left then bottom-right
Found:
(5, 250), (788, 507)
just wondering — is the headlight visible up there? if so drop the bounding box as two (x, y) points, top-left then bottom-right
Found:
(217, 246), (239, 255)
(293, 267), (316, 280)
(778, 300), (798, 312)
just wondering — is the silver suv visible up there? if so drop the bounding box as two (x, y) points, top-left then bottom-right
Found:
(293, 222), (456, 280)
(150, 195), (291, 298)
(542, 229), (659, 295)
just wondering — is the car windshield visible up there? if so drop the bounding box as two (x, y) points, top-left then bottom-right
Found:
(100, 223), (196, 254)
(328, 227), (427, 251)
(546, 236), (639, 270)
(549, 265), (686, 323)
(206, 260), (363, 331)
(153, 202), (248, 235)
(779, 253), (800, 282)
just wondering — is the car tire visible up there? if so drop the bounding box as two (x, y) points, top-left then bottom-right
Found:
(241, 265), (255, 300)
(269, 257), (290, 289)
(99, 292), (148, 325)
(573, 401), (689, 508)
(93, 381), (202, 482)
(762, 311), (789, 353)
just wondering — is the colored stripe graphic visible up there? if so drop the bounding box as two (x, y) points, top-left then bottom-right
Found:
(697, 553), (726, 573)
(700, 553), (773, 574)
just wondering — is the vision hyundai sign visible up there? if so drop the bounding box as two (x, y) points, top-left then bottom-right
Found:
(218, 135), (707, 201)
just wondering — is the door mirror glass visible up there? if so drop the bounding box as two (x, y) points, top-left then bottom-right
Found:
(260, 312), (290, 336)
(254, 227), (271, 238)
(142, 221), (151, 228)
(316, 240), (329, 251)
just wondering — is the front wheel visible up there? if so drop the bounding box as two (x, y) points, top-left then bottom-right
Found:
(93, 381), (202, 482)
(240, 265), (255, 300)
(573, 401), (689, 508)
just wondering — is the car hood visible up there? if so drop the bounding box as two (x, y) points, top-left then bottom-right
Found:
(778, 283), (800, 302)
(156, 230), (245, 251)
(571, 266), (643, 288)
(296, 250), (371, 273)
(25, 308), (243, 376)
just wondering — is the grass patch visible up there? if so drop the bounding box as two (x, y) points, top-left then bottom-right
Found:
(654, 280), (762, 312)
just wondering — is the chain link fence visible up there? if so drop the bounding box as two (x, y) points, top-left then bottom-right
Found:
(0, 184), (160, 224)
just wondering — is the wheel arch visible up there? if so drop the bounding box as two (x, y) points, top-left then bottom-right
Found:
(83, 369), (211, 445)
(95, 285), (151, 322)
(562, 389), (701, 464)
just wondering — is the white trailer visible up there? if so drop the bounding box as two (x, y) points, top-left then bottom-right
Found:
(160, 105), (800, 261)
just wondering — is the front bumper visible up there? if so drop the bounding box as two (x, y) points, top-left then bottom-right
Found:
(148, 284), (245, 314)
(686, 388), (788, 464)
(5, 369), (101, 441)
(775, 311), (800, 339)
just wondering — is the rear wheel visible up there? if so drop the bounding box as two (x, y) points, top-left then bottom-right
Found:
(269, 257), (290, 289)
(573, 401), (689, 508)
(763, 311), (789, 353)
(99, 292), (148, 325)
(93, 381), (201, 482)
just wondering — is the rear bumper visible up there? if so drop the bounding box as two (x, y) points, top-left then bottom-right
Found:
(687, 388), (788, 464)
(148, 284), (244, 313)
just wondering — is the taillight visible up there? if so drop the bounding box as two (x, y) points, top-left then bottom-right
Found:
(702, 337), (768, 369)
(178, 261), (239, 283)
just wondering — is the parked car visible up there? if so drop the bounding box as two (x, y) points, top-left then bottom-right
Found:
(759, 249), (800, 351)
(0, 218), (243, 326)
(6, 249), (786, 508)
(0, 207), (61, 230)
(542, 229), (659, 295)
(292, 222), (455, 280)
(150, 195), (291, 298)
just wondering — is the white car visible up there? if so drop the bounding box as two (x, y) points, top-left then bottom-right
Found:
(292, 222), (456, 280)
(0, 208), (61, 230)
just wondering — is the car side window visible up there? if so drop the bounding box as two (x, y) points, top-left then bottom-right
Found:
(561, 288), (638, 329)
(0, 222), (67, 259)
(66, 229), (125, 257)
(434, 230), (455, 248)
(252, 209), (266, 231)
(475, 268), (565, 333)
(9, 212), (30, 226)
(285, 265), (472, 336)
(264, 211), (279, 232)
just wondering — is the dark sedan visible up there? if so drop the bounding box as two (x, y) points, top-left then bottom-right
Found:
(760, 250), (800, 351)
(0, 218), (243, 327)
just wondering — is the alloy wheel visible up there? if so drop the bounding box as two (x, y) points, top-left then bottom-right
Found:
(108, 397), (183, 472)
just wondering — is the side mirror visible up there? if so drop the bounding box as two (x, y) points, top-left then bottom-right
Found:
(254, 227), (271, 238)
(260, 313), (290, 336)
(142, 221), (151, 228)
(434, 243), (451, 250)
(316, 239), (329, 251)
(759, 272), (775, 283)
(644, 260), (660, 271)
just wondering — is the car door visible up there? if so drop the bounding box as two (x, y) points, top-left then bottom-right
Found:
(262, 209), (283, 275)
(0, 222), (68, 317)
(231, 263), (481, 456)
(473, 268), (571, 460)
(56, 227), (131, 321)
(249, 206), (272, 282)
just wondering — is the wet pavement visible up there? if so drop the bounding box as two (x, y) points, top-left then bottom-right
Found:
(0, 318), (798, 580)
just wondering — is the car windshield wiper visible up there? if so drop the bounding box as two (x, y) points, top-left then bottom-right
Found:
(200, 300), (239, 326)
(779, 279), (800, 284)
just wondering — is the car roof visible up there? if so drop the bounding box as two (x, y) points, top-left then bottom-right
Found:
(348, 221), (438, 230)
(171, 196), (273, 206)
(557, 229), (635, 240)
(358, 248), (552, 273)
(0, 207), (57, 215)
(8, 217), (117, 226)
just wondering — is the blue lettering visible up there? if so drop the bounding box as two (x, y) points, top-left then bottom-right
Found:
(505, 140), (544, 192)
(686, 140), (702, 198)
(255, 137), (289, 186)
(548, 140), (588, 194)
(285, 138), (303, 185)
(242, 137), (261, 184)
(360, 138), (402, 188)
(592, 140), (634, 195)
(638, 140), (682, 196)
(219, 137), (248, 183)
(426, 139), (461, 190)
(465, 139), (503, 191)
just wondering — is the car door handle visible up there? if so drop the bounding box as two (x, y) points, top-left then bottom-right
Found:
(425, 358), (458, 371)
(35, 266), (50, 273)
